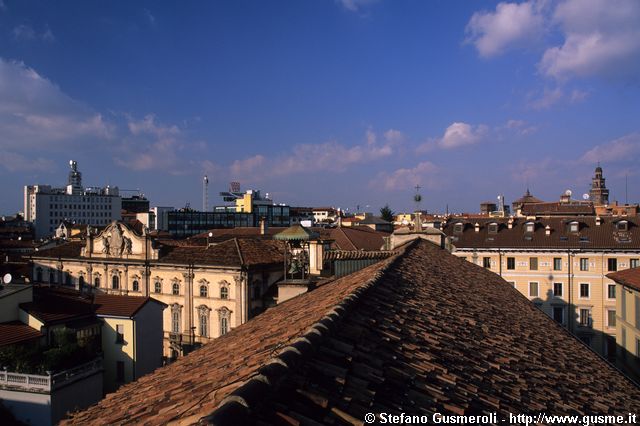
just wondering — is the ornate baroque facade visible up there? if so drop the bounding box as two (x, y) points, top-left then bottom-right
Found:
(31, 221), (284, 358)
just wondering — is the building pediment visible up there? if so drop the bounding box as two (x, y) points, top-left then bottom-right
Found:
(89, 221), (146, 258)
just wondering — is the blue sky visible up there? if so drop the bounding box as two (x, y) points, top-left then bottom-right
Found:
(1, 0), (639, 215)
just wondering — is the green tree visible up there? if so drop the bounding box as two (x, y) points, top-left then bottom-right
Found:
(380, 204), (396, 222)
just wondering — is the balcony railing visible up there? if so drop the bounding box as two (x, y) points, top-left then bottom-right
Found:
(0, 358), (102, 393)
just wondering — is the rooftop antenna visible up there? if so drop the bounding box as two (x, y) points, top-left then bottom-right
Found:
(414, 184), (422, 211)
(203, 175), (209, 211)
(414, 184), (423, 232)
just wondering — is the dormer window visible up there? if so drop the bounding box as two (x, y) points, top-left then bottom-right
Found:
(454, 223), (464, 234)
(617, 220), (629, 231)
(525, 222), (535, 233)
(569, 221), (579, 233)
(488, 223), (498, 234)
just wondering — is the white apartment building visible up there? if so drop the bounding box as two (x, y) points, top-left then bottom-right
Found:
(24, 160), (122, 239)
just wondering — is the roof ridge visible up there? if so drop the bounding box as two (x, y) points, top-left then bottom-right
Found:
(339, 227), (358, 250)
(198, 240), (415, 425)
(233, 238), (244, 266)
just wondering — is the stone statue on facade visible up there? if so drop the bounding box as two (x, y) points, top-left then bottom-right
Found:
(123, 236), (133, 255)
(102, 235), (110, 254)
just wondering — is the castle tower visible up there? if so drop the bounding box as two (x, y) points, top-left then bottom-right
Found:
(589, 164), (609, 206)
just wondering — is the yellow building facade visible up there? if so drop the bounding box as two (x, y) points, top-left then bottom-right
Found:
(606, 268), (640, 381)
(445, 216), (640, 359)
(31, 221), (284, 359)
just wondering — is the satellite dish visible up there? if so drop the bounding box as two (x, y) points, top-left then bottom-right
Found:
(3, 273), (11, 284)
(565, 189), (572, 197)
(582, 193), (590, 200)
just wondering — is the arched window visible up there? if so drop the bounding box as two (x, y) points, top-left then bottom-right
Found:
(49, 270), (55, 283)
(200, 285), (208, 298)
(79, 275), (85, 288)
(220, 286), (229, 299)
(171, 305), (181, 333)
(112, 275), (119, 290)
(218, 307), (231, 336)
(172, 282), (180, 295)
(36, 268), (43, 282)
(65, 273), (72, 286)
(94, 276), (100, 287)
(200, 314), (208, 338)
(198, 307), (210, 338)
(132, 280), (139, 292)
(154, 281), (162, 293)
(220, 317), (228, 336)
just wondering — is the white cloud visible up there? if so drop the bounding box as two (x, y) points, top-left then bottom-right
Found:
(526, 86), (589, 109)
(230, 155), (266, 178)
(540, 0), (640, 79)
(438, 122), (489, 149)
(128, 114), (179, 138)
(42, 25), (55, 42)
(528, 87), (563, 109)
(505, 119), (537, 136)
(375, 161), (440, 191)
(143, 9), (156, 25)
(384, 128), (405, 144)
(12, 24), (55, 42)
(0, 151), (54, 173)
(0, 0), (6, 11)
(580, 133), (640, 164)
(509, 157), (563, 185)
(115, 114), (187, 173)
(337, 0), (378, 12)
(465, 1), (545, 57)
(13, 24), (37, 41)
(0, 58), (112, 152)
(229, 128), (399, 180)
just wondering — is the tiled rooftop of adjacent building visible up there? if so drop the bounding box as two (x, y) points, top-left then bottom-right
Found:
(0, 321), (43, 347)
(607, 267), (640, 292)
(444, 216), (640, 249)
(32, 237), (286, 268)
(20, 287), (164, 324)
(63, 239), (640, 425)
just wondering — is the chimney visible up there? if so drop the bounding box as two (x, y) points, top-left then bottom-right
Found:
(259, 218), (268, 235)
(508, 217), (514, 229)
(595, 216), (602, 226)
(414, 212), (423, 232)
(545, 225), (551, 236)
(474, 222), (480, 233)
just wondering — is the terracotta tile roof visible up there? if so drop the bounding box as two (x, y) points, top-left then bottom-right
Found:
(63, 240), (640, 425)
(324, 250), (396, 261)
(0, 321), (43, 347)
(444, 216), (640, 249)
(94, 294), (165, 318)
(32, 241), (84, 259)
(607, 267), (640, 292)
(513, 190), (544, 205)
(62, 252), (397, 425)
(158, 238), (284, 267)
(522, 202), (595, 216)
(19, 287), (163, 323)
(20, 287), (95, 325)
(358, 216), (392, 225)
(329, 226), (387, 251)
(185, 227), (290, 245)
